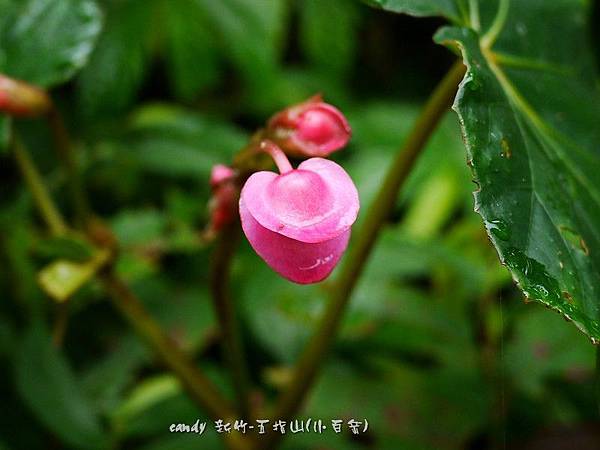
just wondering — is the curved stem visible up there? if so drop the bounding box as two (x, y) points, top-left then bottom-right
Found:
(12, 135), (68, 236)
(481, 0), (509, 49)
(260, 140), (293, 174)
(265, 61), (466, 446)
(51, 303), (69, 347)
(101, 271), (236, 420)
(12, 126), (243, 442)
(47, 107), (90, 229)
(469, 0), (481, 31)
(210, 223), (252, 419)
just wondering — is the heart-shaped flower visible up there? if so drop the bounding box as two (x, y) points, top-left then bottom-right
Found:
(239, 141), (359, 284)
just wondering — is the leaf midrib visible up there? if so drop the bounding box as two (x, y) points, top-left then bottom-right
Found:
(480, 48), (600, 329)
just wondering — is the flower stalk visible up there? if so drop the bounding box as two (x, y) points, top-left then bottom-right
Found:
(265, 60), (466, 446)
(46, 107), (90, 229)
(210, 221), (252, 420)
(12, 135), (68, 236)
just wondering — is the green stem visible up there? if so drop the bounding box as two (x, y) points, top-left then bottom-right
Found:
(12, 127), (244, 444)
(51, 303), (69, 347)
(102, 274), (253, 450)
(481, 0), (509, 49)
(469, 0), (481, 31)
(13, 133), (71, 344)
(47, 107), (90, 229)
(210, 224), (252, 419)
(12, 135), (68, 236)
(101, 271), (234, 417)
(266, 60), (466, 442)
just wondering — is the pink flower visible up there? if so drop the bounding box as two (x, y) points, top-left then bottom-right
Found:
(239, 141), (359, 284)
(267, 95), (351, 158)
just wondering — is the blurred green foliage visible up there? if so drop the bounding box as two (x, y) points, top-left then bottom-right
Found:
(1, 1), (599, 450)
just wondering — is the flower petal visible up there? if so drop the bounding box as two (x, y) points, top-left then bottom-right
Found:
(240, 198), (351, 284)
(241, 158), (359, 243)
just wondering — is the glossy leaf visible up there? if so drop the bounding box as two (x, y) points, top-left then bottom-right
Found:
(0, 0), (102, 88)
(367, 0), (600, 341)
(435, 0), (600, 341)
(15, 325), (109, 449)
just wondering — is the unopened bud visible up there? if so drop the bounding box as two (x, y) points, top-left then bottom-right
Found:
(210, 164), (236, 188)
(267, 95), (351, 158)
(206, 164), (238, 235)
(0, 74), (52, 117)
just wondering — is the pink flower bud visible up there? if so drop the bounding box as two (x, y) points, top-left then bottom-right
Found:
(0, 74), (51, 117)
(207, 164), (238, 234)
(210, 164), (235, 188)
(267, 95), (351, 158)
(239, 142), (359, 284)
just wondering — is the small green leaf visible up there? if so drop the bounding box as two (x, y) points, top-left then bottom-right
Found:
(111, 374), (181, 429)
(15, 325), (109, 449)
(34, 235), (95, 262)
(38, 249), (110, 302)
(0, 0), (102, 88)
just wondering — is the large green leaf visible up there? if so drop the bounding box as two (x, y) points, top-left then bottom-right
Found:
(366, 0), (600, 341)
(112, 104), (247, 178)
(15, 325), (109, 449)
(0, 0), (102, 87)
(299, 0), (360, 77)
(193, 0), (288, 112)
(163, 0), (221, 101)
(77, 0), (152, 115)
